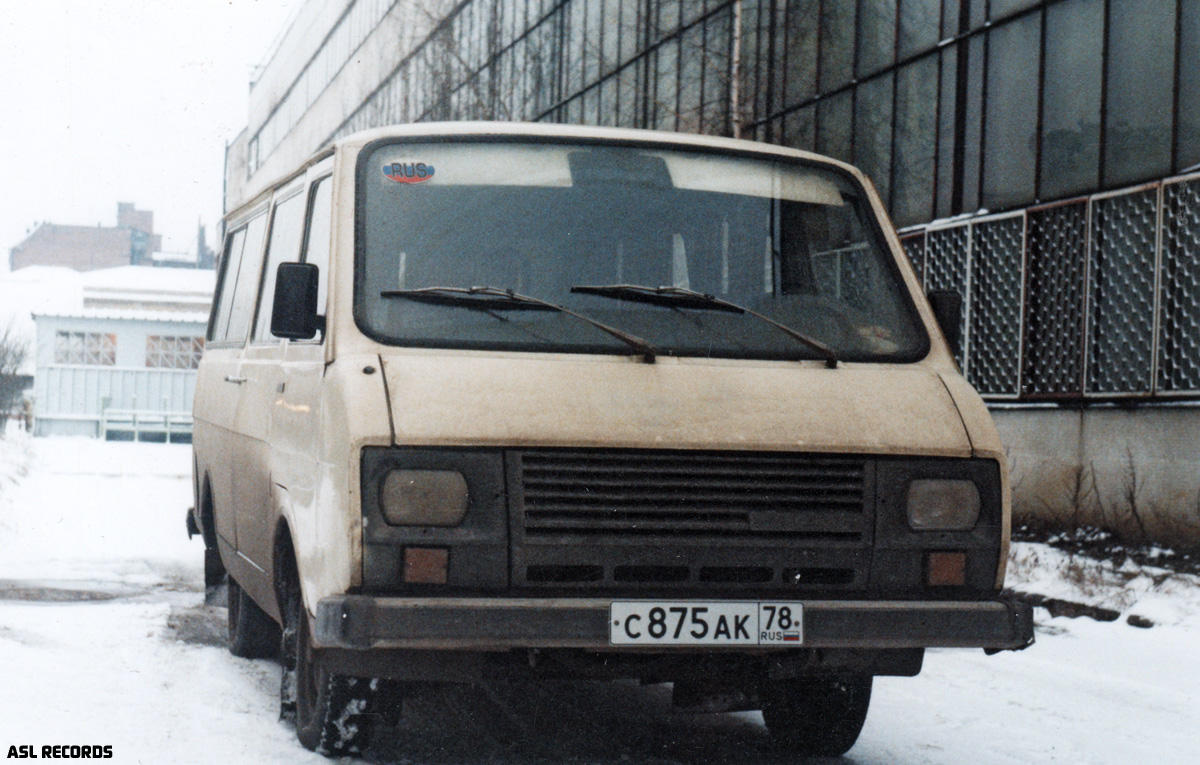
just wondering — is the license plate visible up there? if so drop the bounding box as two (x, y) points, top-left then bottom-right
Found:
(609, 601), (803, 646)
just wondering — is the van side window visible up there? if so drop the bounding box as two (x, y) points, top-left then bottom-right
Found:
(223, 212), (269, 344)
(253, 192), (306, 342)
(302, 176), (333, 317)
(211, 227), (248, 341)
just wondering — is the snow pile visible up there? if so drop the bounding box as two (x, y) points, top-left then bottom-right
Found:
(1006, 540), (1200, 629)
(0, 430), (35, 528)
(0, 436), (199, 586)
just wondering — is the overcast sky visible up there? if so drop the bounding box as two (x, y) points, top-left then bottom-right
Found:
(0, 0), (300, 267)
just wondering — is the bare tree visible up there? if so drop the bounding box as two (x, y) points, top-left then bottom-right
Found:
(0, 319), (30, 436)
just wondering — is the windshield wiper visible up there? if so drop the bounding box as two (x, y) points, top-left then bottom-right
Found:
(570, 284), (838, 368)
(381, 286), (658, 363)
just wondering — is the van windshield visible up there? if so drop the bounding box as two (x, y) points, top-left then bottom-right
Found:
(356, 139), (928, 362)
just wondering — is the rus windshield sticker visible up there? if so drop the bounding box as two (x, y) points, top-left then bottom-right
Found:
(383, 161), (435, 183)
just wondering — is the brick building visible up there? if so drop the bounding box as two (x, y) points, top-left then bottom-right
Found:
(9, 202), (163, 272)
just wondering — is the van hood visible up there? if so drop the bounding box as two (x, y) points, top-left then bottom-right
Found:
(379, 353), (973, 456)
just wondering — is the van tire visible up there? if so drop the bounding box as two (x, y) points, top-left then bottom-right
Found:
(760, 675), (872, 757)
(283, 571), (401, 756)
(227, 576), (281, 659)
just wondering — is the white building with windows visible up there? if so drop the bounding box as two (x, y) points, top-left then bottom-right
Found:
(27, 267), (213, 441)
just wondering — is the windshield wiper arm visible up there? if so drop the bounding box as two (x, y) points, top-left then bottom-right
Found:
(381, 286), (658, 363)
(570, 284), (838, 368)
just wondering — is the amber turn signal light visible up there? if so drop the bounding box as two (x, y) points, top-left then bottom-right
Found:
(403, 547), (449, 584)
(926, 551), (966, 587)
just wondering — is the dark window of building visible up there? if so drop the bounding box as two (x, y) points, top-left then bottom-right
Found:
(618, 0), (641, 68)
(1104, 0), (1176, 187)
(893, 54), (939, 227)
(968, 0), (987, 28)
(936, 46), (957, 219)
(683, 0), (706, 27)
(820, 0), (857, 91)
(899, 0), (941, 60)
(657, 0), (681, 40)
(599, 0), (621, 75)
(146, 336), (204, 370)
(854, 74), (894, 206)
(654, 38), (680, 130)
(961, 34), (986, 212)
(1040, 0), (1102, 201)
(989, 0), (1039, 20)
(679, 23), (704, 133)
(584, 0), (604, 84)
(857, 0), (897, 77)
(618, 60), (643, 128)
(702, 8), (732, 135)
(784, 105), (816, 152)
(942, 0), (959, 40)
(859, 0), (897, 77)
(982, 11), (1040, 211)
(599, 75), (618, 127)
(783, 0), (819, 107)
(740, 0), (768, 125)
(1180, 0), (1200, 170)
(55, 332), (116, 366)
(564, 2), (584, 97)
(817, 90), (854, 163)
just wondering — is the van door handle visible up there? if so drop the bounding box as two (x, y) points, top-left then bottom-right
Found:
(224, 375), (247, 384)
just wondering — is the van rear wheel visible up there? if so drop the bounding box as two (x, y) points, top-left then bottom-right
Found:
(760, 675), (872, 757)
(283, 573), (401, 756)
(227, 575), (280, 659)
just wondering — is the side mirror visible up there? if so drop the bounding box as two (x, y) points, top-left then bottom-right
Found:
(271, 262), (321, 340)
(927, 290), (962, 358)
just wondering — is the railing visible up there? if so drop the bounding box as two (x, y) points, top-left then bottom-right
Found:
(33, 365), (198, 441)
(100, 406), (193, 442)
(899, 172), (1200, 402)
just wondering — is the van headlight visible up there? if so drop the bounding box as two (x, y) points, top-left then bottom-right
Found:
(380, 469), (469, 526)
(906, 479), (981, 530)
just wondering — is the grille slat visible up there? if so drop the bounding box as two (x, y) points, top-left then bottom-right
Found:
(522, 489), (865, 508)
(524, 475), (865, 490)
(523, 464), (864, 479)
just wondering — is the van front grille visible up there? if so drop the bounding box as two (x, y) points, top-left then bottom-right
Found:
(515, 450), (868, 541)
(507, 449), (874, 591)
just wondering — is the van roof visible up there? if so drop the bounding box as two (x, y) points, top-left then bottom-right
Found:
(228, 122), (867, 223)
(336, 121), (853, 170)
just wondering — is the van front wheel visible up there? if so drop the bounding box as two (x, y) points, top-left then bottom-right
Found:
(284, 580), (401, 756)
(760, 675), (872, 757)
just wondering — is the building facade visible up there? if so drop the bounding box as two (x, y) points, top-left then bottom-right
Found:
(31, 312), (207, 441)
(9, 202), (216, 272)
(228, 0), (1200, 537)
(26, 267), (214, 441)
(10, 203), (163, 272)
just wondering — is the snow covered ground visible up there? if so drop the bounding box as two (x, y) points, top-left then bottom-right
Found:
(0, 435), (1197, 764)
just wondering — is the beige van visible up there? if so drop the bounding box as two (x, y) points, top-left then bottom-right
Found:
(190, 122), (1032, 758)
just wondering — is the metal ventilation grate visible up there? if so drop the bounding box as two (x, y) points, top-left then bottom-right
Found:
(1087, 187), (1159, 394)
(1159, 178), (1200, 394)
(1022, 200), (1088, 398)
(968, 214), (1025, 397)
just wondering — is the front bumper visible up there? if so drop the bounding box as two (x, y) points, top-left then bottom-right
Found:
(314, 596), (1034, 652)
